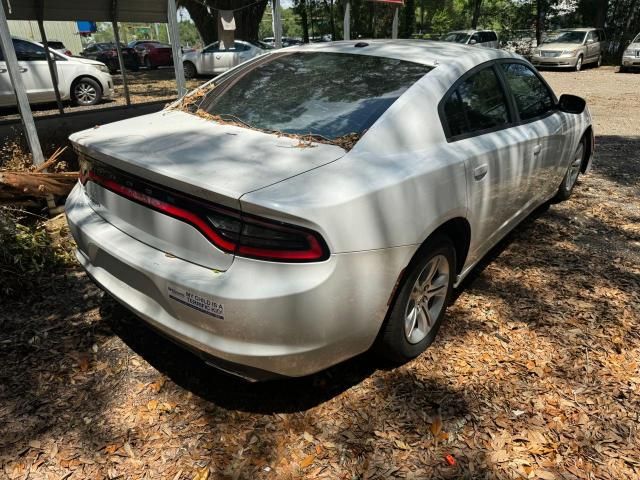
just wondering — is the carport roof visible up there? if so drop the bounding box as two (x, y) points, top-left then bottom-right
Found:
(2, 0), (168, 23)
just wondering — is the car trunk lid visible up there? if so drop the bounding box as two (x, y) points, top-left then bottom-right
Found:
(70, 110), (346, 271)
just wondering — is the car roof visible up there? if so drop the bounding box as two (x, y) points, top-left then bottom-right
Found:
(447, 29), (495, 34)
(561, 27), (598, 32)
(284, 39), (514, 68)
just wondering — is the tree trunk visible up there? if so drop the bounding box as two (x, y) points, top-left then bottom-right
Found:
(297, 0), (310, 42)
(178, 0), (267, 44)
(402, 0), (416, 38)
(536, 0), (545, 47)
(595, 0), (609, 28)
(471, 0), (482, 29)
(324, 0), (336, 41)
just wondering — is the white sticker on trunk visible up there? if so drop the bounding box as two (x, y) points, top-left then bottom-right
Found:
(167, 284), (224, 320)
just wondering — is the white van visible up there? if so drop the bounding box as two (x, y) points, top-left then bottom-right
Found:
(0, 37), (115, 107)
(442, 30), (499, 48)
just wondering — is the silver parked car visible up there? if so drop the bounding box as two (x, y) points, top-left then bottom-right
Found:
(66, 40), (593, 380)
(531, 28), (605, 71)
(442, 30), (499, 48)
(182, 40), (264, 78)
(620, 32), (640, 72)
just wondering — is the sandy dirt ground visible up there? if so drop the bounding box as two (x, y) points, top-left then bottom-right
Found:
(1, 67), (639, 480)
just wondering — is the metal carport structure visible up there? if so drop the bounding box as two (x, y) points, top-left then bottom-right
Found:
(0, 0), (188, 169)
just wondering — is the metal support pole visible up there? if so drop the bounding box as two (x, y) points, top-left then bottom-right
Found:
(0, 1), (45, 167)
(37, 18), (65, 115)
(343, 0), (350, 41)
(167, 0), (186, 97)
(391, 6), (399, 39)
(272, 0), (283, 48)
(111, 0), (131, 106)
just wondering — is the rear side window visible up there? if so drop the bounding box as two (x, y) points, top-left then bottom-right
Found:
(443, 66), (510, 138)
(485, 32), (498, 42)
(501, 63), (555, 120)
(199, 52), (432, 140)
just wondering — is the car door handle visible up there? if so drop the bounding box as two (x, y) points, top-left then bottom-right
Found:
(19, 67), (28, 72)
(0, 68), (6, 73)
(473, 164), (488, 180)
(533, 144), (542, 155)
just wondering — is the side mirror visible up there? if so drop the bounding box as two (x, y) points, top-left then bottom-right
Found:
(558, 94), (586, 114)
(469, 39), (477, 45)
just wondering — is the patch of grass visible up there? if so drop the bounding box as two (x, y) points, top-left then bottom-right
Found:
(0, 208), (74, 298)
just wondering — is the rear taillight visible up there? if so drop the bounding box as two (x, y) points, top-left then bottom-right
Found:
(78, 158), (329, 262)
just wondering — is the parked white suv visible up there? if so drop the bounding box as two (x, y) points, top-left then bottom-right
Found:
(0, 37), (115, 107)
(442, 30), (499, 48)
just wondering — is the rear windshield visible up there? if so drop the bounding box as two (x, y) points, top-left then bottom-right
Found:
(197, 52), (432, 140)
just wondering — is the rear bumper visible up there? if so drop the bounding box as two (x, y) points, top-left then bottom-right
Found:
(65, 184), (414, 379)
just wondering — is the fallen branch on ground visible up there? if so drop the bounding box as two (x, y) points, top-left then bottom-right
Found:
(0, 171), (78, 198)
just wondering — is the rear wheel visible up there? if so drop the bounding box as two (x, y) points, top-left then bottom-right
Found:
(554, 137), (586, 202)
(184, 61), (197, 79)
(596, 54), (602, 68)
(575, 55), (583, 71)
(71, 77), (102, 106)
(620, 66), (628, 73)
(377, 235), (455, 363)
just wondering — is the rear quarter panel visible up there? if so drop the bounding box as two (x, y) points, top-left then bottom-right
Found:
(240, 74), (468, 254)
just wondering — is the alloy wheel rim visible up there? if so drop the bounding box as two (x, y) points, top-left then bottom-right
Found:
(75, 83), (97, 104)
(404, 255), (450, 344)
(576, 57), (582, 71)
(566, 142), (584, 190)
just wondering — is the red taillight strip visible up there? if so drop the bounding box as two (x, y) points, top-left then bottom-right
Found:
(82, 169), (329, 262)
(86, 171), (237, 253)
(237, 234), (325, 260)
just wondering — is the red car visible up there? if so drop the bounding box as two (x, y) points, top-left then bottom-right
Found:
(128, 41), (173, 69)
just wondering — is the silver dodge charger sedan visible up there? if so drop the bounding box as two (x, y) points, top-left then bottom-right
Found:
(66, 40), (594, 380)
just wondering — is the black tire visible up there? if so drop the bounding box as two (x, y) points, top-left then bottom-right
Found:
(183, 61), (197, 79)
(575, 55), (584, 72)
(620, 66), (628, 73)
(376, 235), (456, 364)
(596, 54), (602, 68)
(554, 136), (586, 202)
(129, 63), (139, 72)
(71, 77), (102, 106)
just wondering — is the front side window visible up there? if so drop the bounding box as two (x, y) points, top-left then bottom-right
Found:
(501, 63), (555, 121)
(443, 32), (471, 44)
(443, 66), (510, 138)
(197, 52), (432, 140)
(13, 39), (47, 61)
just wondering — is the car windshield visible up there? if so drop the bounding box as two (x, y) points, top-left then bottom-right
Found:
(545, 31), (586, 44)
(196, 52), (432, 140)
(443, 32), (470, 43)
